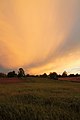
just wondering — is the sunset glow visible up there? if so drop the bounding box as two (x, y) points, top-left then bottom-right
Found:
(0, 0), (80, 74)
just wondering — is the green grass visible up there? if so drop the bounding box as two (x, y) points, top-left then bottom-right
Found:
(0, 77), (80, 120)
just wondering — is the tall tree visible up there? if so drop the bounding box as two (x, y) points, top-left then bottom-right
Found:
(18, 68), (25, 77)
(62, 71), (67, 77)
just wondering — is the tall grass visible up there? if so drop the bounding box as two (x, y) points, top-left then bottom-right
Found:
(0, 77), (80, 120)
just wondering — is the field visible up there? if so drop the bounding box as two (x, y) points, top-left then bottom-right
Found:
(0, 77), (80, 120)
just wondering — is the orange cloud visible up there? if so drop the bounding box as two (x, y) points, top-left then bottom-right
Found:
(0, 0), (80, 74)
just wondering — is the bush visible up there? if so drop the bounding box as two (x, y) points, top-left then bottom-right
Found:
(7, 71), (17, 78)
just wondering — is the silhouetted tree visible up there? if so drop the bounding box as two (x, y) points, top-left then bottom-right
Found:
(40, 73), (48, 78)
(7, 71), (17, 77)
(0, 73), (6, 78)
(26, 74), (30, 77)
(18, 68), (25, 77)
(69, 74), (75, 77)
(49, 72), (58, 80)
(62, 71), (67, 77)
(26, 74), (37, 77)
(58, 74), (62, 78)
(75, 73), (79, 77)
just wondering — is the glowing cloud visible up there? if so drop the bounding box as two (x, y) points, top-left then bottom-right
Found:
(0, 0), (80, 74)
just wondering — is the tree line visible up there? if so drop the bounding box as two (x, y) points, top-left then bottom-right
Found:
(0, 68), (80, 80)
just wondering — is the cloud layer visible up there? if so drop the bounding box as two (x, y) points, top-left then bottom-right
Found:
(0, 0), (80, 74)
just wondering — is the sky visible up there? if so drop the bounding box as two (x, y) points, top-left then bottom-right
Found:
(0, 0), (80, 75)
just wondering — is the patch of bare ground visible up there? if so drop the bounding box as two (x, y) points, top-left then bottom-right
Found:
(59, 77), (80, 82)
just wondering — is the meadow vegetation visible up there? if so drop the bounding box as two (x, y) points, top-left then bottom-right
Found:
(0, 77), (80, 120)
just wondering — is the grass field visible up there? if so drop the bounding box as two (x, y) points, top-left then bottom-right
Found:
(0, 77), (80, 120)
